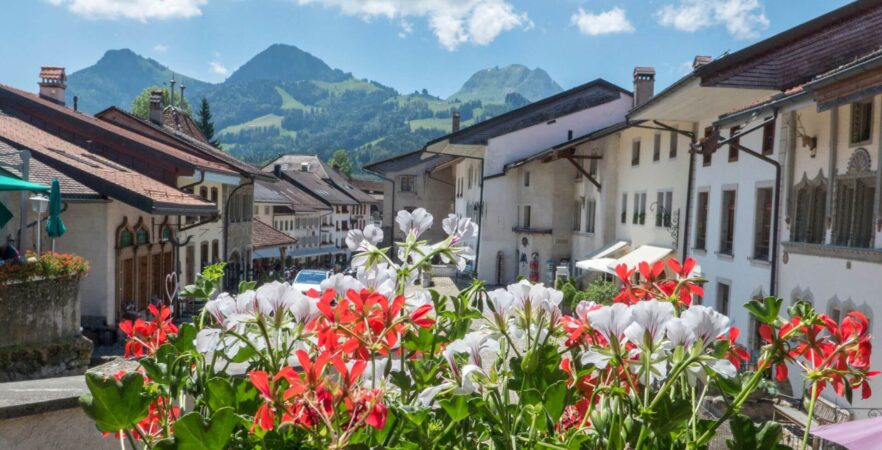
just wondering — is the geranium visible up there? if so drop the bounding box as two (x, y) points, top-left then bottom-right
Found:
(119, 305), (176, 358)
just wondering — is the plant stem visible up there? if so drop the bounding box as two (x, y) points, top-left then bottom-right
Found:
(694, 358), (771, 446)
(801, 381), (819, 450)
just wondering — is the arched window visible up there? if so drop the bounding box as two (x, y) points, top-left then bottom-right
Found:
(135, 228), (149, 245)
(792, 173), (826, 244)
(199, 186), (208, 200)
(118, 229), (134, 248)
(161, 226), (172, 242)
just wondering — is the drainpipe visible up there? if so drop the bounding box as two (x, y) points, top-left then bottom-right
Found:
(715, 111), (780, 296)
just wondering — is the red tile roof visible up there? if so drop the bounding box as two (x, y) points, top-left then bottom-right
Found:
(162, 106), (209, 144)
(39, 67), (65, 81)
(0, 141), (98, 198)
(252, 219), (297, 249)
(0, 111), (215, 215)
(0, 84), (238, 177)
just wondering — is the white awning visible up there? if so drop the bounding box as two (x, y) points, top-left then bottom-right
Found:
(614, 245), (673, 269)
(575, 257), (618, 275)
(585, 240), (629, 260)
(254, 247), (283, 259)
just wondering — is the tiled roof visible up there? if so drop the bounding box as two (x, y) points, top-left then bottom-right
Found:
(254, 179), (330, 212)
(264, 155), (377, 204)
(252, 219), (297, 249)
(95, 106), (265, 178)
(349, 178), (383, 193)
(0, 141), (99, 198)
(162, 106), (209, 144)
(0, 111), (215, 215)
(39, 67), (65, 81)
(0, 84), (237, 176)
(364, 149), (454, 174)
(280, 169), (356, 206)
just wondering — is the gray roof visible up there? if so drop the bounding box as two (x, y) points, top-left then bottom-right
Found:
(427, 79), (630, 147)
(254, 179), (330, 212)
(280, 169), (357, 206)
(264, 154), (376, 204)
(364, 149), (454, 174)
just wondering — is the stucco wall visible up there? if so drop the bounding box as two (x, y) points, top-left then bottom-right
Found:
(384, 163), (455, 245)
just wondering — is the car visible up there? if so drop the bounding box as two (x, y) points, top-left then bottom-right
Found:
(291, 269), (331, 293)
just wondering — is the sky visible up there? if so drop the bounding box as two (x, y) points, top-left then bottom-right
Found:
(0, 0), (853, 99)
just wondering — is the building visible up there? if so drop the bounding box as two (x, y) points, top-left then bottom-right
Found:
(692, 0), (882, 416)
(363, 149), (455, 246)
(425, 79), (634, 285)
(253, 178), (335, 267)
(250, 218), (297, 281)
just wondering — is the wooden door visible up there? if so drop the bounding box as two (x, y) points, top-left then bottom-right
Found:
(120, 258), (134, 316)
(137, 254), (149, 310)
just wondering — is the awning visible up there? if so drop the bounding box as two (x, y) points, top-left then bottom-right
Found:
(253, 247), (284, 259)
(812, 416), (882, 449)
(575, 241), (629, 275)
(615, 245), (674, 269)
(0, 174), (48, 192)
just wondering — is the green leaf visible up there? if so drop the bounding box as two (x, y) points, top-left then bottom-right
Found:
(173, 408), (237, 450)
(439, 395), (470, 423)
(79, 372), (151, 433)
(205, 377), (237, 412)
(239, 280), (257, 293)
(745, 296), (783, 325)
(543, 381), (568, 423)
(139, 357), (168, 385)
(173, 323), (198, 353)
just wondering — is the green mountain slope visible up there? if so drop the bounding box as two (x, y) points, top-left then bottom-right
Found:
(448, 64), (562, 104)
(67, 49), (211, 114)
(65, 46), (562, 169)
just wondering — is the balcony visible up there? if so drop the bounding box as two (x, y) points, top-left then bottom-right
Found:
(781, 241), (882, 264)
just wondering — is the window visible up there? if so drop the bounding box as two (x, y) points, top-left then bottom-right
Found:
(850, 101), (873, 144)
(717, 282), (731, 316)
(729, 126), (740, 162)
(793, 181), (826, 244)
(631, 139), (641, 166)
(762, 121), (775, 155)
(199, 186), (208, 199)
(695, 191), (709, 250)
(586, 199), (596, 233)
(210, 187), (218, 203)
(653, 133), (661, 161)
(754, 188), (773, 260)
(633, 193), (646, 225)
(519, 205), (532, 228)
(524, 170), (531, 187)
(573, 198), (583, 231)
(720, 190), (736, 255)
(200, 241), (209, 268)
(655, 191), (673, 227)
(264, 206), (270, 215)
(621, 193), (628, 224)
(833, 177), (875, 248)
(467, 166), (473, 189)
(589, 158), (598, 178)
(211, 240), (219, 263)
(669, 130), (678, 158)
(400, 175), (415, 193)
(702, 127), (713, 166)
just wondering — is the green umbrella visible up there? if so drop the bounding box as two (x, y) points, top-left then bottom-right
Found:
(45, 178), (66, 240)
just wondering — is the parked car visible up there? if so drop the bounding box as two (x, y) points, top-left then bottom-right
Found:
(291, 269), (331, 293)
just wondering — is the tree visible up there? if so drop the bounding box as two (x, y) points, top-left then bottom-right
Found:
(328, 149), (353, 177)
(131, 86), (191, 120)
(197, 97), (221, 148)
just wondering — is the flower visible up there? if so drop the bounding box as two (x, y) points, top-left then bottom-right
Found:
(249, 370), (276, 431)
(446, 331), (500, 368)
(624, 300), (674, 350)
(586, 303), (632, 346)
(396, 208), (433, 239)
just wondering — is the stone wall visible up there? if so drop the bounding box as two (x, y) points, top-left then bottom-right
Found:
(0, 275), (92, 381)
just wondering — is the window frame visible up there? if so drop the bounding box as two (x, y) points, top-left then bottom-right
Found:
(400, 175), (416, 193)
(850, 100), (873, 145)
(761, 121), (775, 155)
(631, 139), (641, 166)
(695, 190), (709, 251)
(728, 126), (740, 162)
(753, 187), (774, 260)
(653, 133), (661, 162)
(669, 130), (678, 158)
(719, 189), (737, 255)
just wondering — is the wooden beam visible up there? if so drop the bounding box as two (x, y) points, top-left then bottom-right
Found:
(566, 157), (600, 191)
(567, 155), (603, 160)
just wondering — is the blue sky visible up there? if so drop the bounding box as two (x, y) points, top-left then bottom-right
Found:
(1, 0), (851, 99)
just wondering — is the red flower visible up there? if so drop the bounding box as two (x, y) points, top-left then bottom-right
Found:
(249, 370), (276, 431)
(409, 304), (435, 328)
(723, 327), (750, 371)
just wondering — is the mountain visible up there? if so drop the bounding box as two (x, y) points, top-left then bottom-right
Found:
(226, 44), (350, 84)
(65, 46), (563, 169)
(67, 49), (211, 114)
(448, 64), (563, 104)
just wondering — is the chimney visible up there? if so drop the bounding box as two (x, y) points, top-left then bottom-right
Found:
(148, 90), (163, 124)
(169, 76), (176, 107)
(632, 67), (655, 108)
(38, 67), (67, 106)
(73, 96), (78, 112)
(452, 111), (461, 132)
(179, 84), (186, 107)
(273, 164), (282, 177)
(692, 55), (713, 70)
(300, 162), (309, 172)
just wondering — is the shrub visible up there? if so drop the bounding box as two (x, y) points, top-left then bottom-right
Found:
(0, 252), (89, 286)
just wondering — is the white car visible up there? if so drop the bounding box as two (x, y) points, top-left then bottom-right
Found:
(291, 269), (331, 293)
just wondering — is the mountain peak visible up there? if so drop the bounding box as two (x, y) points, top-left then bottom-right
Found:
(448, 64), (563, 104)
(226, 43), (350, 84)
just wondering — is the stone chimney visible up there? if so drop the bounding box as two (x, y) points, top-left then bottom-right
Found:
(148, 90), (164, 124)
(300, 162), (309, 172)
(692, 55), (713, 70)
(273, 164), (282, 177)
(38, 67), (67, 106)
(632, 67), (655, 108)
(452, 111), (461, 132)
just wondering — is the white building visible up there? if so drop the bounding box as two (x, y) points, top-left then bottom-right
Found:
(253, 179), (333, 267)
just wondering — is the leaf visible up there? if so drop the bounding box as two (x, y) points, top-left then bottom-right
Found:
(172, 408), (237, 450)
(726, 415), (789, 450)
(745, 296), (782, 325)
(139, 358), (168, 385)
(238, 280), (257, 293)
(79, 372), (151, 433)
(543, 381), (568, 424)
(173, 323), (198, 353)
(205, 377), (237, 412)
(439, 395), (470, 423)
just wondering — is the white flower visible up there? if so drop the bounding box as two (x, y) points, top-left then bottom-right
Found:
(586, 303), (632, 345)
(624, 300), (675, 349)
(320, 274), (364, 297)
(580, 350), (612, 369)
(665, 317), (695, 347)
(357, 263), (397, 297)
(508, 280), (563, 316)
(396, 208), (433, 239)
(195, 328), (221, 353)
(345, 223), (383, 251)
(255, 281), (294, 316)
(679, 305), (731, 350)
(204, 293), (236, 324)
(442, 214), (478, 245)
(447, 331), (500, 368)
(287, 290), (320, 323)
(417, 382), (454, 407)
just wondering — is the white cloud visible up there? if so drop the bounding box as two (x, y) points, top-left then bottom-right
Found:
(657, 0), (769, 39)
(45, 0), (207, 21)
(398, 19), (413, 38)
(570, 7), (634, 36)
(153, 44), (169, 52)
(209, 61), (228, 76)
(295, 0), (531, 50)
